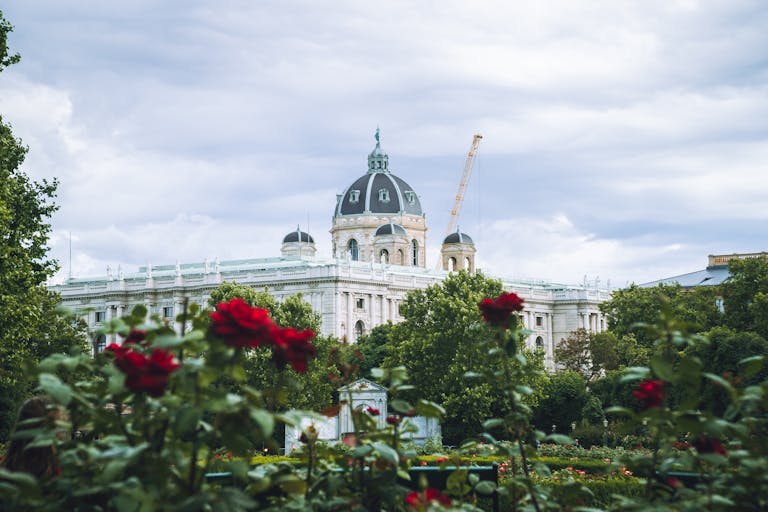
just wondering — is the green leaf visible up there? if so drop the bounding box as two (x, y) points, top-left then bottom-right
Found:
(739, 355), (764, 378)
(415, 399), (445, 418)
(390, 399), (414, 414)
(544, 434), (574, 445)
(173, 406), (202, 438)
(153, 334), (182, 349)
(372, 442), (399, 466)
(482, 418), (505, 430)
(704, 372), (736, 398)
(650, 355), (675, 381)
(131, 305), (148, 319)
(250, 409), (275, 439)
(38, 373), (72, 405)
(604, 406), (634, 418)
(463, 371), (483, 380)
(474, 480), (496, 496)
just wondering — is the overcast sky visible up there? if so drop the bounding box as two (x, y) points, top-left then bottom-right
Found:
(1, 1), (766, 287)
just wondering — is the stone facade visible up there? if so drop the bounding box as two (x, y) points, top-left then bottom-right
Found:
(50, 131), (611, 368)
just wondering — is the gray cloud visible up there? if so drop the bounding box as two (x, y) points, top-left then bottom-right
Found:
(1, 0), (766, 286)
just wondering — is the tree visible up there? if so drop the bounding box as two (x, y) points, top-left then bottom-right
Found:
(554, 328), (619, 381)
(599, 283), (722, 346)
(721, 257), (768, 335)
(532, 371), (588, 434)
(355, 323), (394, 378)
(382, 270), (546, 444)
(208, 282), (336, 412)
(0, 10), (88, 441)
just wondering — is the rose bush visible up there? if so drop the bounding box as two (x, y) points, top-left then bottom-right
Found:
(0, 291), (766, 511)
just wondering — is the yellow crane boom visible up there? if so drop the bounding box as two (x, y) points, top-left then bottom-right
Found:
(445, 133), (483, 237)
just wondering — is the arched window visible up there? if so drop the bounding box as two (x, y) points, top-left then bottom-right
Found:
(380, 249), (389, 264)
(411, 239), (419, 266)
(535, 336), (544, 351)
(348, 239), (359, 261)
(354, 320), (365, 341)
(397, 249), (404, 265)
(95, 334), (107, 353)
(448, 257), (457, 271)
(464, 256), (472, 270)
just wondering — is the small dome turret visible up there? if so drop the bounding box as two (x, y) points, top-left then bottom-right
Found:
(281, 226), (316, 259)
(443, 231), (474, 244)
(441, 228), (476, 272)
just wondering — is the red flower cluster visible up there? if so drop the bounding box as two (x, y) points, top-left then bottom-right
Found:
(693, 436), (727, 455)
(633, 379), (664, 410)
(386, 415), (400, 426)
(210, 298), (316, 373)
(106, 344), (180, 397)
(366, 407), (380, 416)
(210, 297), (275, 348)
(405, 488), (451, 509)
(271, 326), (317, 373)
(479, 292), (524, 327)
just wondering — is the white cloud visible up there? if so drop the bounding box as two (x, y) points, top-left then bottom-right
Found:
(2, 0), (767, 289)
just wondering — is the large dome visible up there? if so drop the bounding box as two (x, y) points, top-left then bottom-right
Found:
(335, 130), (422, 217)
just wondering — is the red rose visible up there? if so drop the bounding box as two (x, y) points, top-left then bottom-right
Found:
(633, 379), (664, 410)
(693, 436), (727, 456)
(109, 345), (179, 397)
(405, 488), (451, 508)
(479, 292), (524, 327)
(386, 415), (400, 426)
(114, 348), (149, 377)
(271, 326), (316, 373)
(123, 329), (147, 345)
(366, 406), (380, 416)
(210, 298), (276, 348)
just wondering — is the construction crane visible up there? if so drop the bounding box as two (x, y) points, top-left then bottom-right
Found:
(444, 133), (483, 237)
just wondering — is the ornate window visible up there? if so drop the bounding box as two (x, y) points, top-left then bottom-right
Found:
(404, 191), (416, 204)
(378, 188), (390, 203)
(354, 320), (365, 340)
(95, 334), (107, 353)
(535, 336), (544, 350)
(348, 239), (359, 261)
(380, 249), (389, 264)
(349, 190), (360, 204)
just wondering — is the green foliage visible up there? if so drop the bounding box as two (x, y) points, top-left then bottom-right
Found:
(722, 257), (768, 335)
(533, 371), (588, 434)
(555, 328), (619, 381)
(0, 10), (88, 442)
(599, 283), (722, 346)
(383, 270), (546, 444)
(208, 282), (334, 412)
(355, 323), (394, 378)
(543, 476), (644, 508)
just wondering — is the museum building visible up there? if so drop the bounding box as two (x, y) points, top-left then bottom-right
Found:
(51, 132), (610, 369)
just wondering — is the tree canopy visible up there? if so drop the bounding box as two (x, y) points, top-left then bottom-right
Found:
(208, 281), (337, 412)
(382, 270), (546, 444)
(0, 10), (88, 441)
(599, 283), (722, 346)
